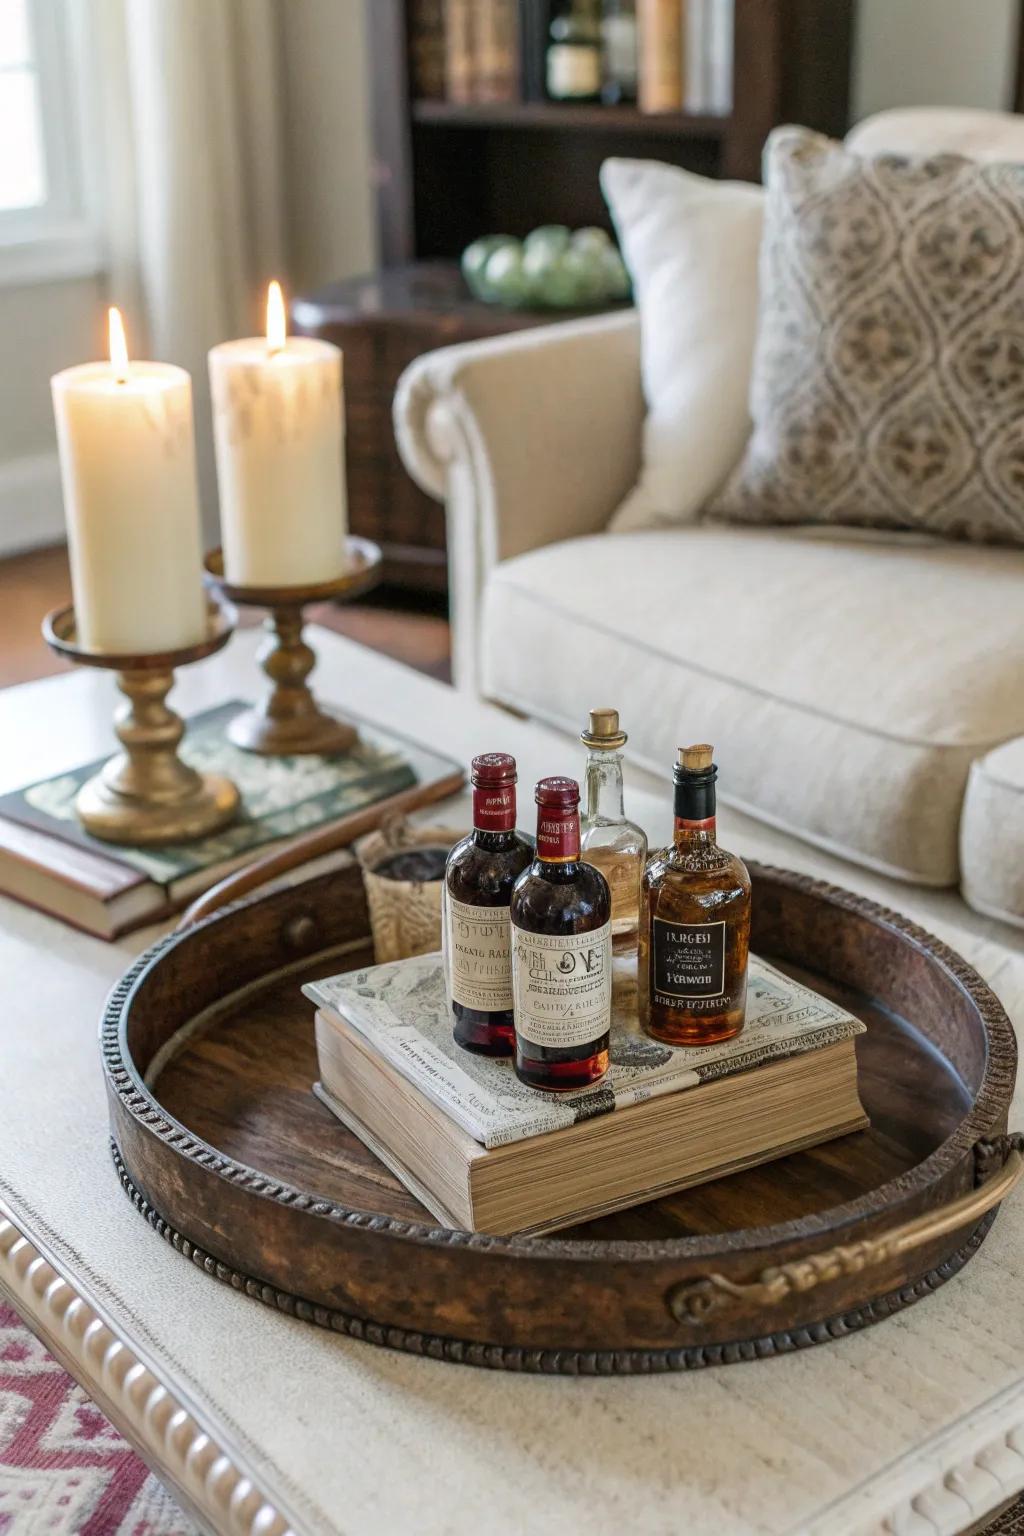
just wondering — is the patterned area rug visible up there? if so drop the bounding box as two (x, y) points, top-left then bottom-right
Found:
(0, 1303), (195, 1535)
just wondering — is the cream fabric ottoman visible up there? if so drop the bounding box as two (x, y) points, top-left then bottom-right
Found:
(961, 738), (1024, 929)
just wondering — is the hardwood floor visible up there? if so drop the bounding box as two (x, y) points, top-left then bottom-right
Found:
(0, 544), (451, 690)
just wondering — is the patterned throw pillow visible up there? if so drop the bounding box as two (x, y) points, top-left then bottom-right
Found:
(712, 126), (1024, 545)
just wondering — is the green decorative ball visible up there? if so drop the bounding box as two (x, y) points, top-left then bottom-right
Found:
(462, 225), (631, 309)
(483, 242), (531, 306)
(461, 235), (517, 300)
(523, 224), (572, 257)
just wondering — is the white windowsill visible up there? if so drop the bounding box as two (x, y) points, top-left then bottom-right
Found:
(0, 222), (104, 287)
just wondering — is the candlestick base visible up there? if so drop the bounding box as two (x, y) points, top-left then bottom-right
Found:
(204, 538), (382, 757)
(42, 600), (241, 847)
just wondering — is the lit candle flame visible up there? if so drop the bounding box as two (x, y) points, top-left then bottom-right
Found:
(108, 306), (129, 384)
(266, 280), (286, 356)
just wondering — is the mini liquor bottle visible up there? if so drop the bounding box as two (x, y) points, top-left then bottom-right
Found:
(444, 753), (533, 1056)
(510, 777), (612, 1091)
(639, 744), (751, 1046)
(579, 708), (648, 951)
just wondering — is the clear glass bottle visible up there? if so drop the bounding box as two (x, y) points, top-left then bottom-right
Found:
(579, 708), (648, 951)
(638, 743), (751, 1046)
(601, 0), (638, 104)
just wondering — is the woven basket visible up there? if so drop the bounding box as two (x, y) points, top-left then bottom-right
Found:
(355, 814), (465, 964)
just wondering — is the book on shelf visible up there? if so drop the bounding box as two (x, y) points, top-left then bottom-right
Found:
(409, 0), (446, 99)
(476, 0), (521, 103)
(638, 0), (683, 113)
(440, 0), (520, 105)
(630, 0), (733, 116)
(306, 951), (868, 1236)
(0, 701), (459, 939)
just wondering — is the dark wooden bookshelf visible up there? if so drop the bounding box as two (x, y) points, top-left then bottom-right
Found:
(411, 100), (730, 136)
(367, 0), (855, 265)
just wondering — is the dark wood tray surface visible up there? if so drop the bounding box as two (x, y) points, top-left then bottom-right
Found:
(103, 862), (1018, 1373)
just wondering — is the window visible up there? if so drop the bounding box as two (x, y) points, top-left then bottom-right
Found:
(0, 0), (99, 282)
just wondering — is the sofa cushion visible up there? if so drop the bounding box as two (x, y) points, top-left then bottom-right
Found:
(600, 158), (765, 533)
(480, 526), (1024, 885)
(960, 739), (1024, 928)
(713, 127), (1024, 546)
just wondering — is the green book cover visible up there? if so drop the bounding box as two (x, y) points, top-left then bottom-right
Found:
(0, 701), (460, 889)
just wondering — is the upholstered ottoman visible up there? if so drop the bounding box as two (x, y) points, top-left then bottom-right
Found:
(961, 738), (1024, 929)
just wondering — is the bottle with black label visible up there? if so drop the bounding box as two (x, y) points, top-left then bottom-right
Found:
(510, 777), (612, 1091)
(638, 744), (751, 1046)
(444, 753), (533, 1056)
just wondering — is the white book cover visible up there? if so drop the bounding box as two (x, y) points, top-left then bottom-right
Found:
(707, 0), (733, 114)
(305, 952), (865, 1151)
(684, 0), (709, 113)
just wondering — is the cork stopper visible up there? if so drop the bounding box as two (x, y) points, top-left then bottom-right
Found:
(678, 743), (714, 772)
(580, 707), (627, 751)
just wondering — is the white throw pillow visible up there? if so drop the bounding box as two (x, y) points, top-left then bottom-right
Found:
(600, 157), (765, 532)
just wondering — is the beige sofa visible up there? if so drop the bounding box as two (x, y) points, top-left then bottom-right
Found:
(395, 109), (1024, 929)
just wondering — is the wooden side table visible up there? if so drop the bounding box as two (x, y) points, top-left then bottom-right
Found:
(292, 261), (624, 596)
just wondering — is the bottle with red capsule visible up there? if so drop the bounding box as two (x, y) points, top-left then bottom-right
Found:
(443, 753), (533, 1055)
(510, 776), (612, 1092)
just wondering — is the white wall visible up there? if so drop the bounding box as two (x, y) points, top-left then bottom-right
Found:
(0, 274), (103, 556)
(853, 0), (1018, 121)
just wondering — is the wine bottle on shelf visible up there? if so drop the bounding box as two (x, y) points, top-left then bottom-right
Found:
(600, 0), (638, 105)
(546, 0), (603, 103)
(444, 754), (533, 1056)
(510, 777), (612, 1092)
(579, 708), (647, 950)
(639, 744), (751, 1046)
(637, 0), (683, 113)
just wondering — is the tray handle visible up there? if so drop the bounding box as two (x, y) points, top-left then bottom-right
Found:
(667, 1136), (1023, 1325)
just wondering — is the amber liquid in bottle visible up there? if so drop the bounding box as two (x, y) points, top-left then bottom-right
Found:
(579, 708), (648, 953)
(639, 744), (751, 1046)
(444, 754), (533, 1056)
(510, 777), (612, 1091)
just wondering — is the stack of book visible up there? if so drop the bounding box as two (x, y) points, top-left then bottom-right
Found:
(0, 702), (457, 938)
(306, 949), (867, 1235)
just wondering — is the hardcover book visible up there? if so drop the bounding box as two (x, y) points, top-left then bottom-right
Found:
(0, 701), (458, 939)
(307, 952), (868, 1234)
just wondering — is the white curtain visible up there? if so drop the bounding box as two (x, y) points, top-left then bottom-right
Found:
(91, 0), (288, 530)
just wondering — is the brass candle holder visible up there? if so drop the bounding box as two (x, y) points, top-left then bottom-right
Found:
(204, 536), (382, 756)
(42, 596), (241, 847)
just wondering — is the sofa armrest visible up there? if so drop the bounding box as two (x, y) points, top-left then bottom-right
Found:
(394, 309), (643, 693)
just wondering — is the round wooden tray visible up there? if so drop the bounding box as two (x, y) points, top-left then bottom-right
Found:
(103, 862), (1020, 1374)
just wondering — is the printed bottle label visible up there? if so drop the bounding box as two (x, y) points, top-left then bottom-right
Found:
(547, 45), (602, 98)
(511, 921), (612, 1048)
(536, 808), (581, 861)
(472, 783), (516, 832)
(445, 895), (514, 1012)
(652, 918), (726, 1001)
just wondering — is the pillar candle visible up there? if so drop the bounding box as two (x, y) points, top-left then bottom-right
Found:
(51, 309), (207, 654)
(209, 282), (347, 587)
